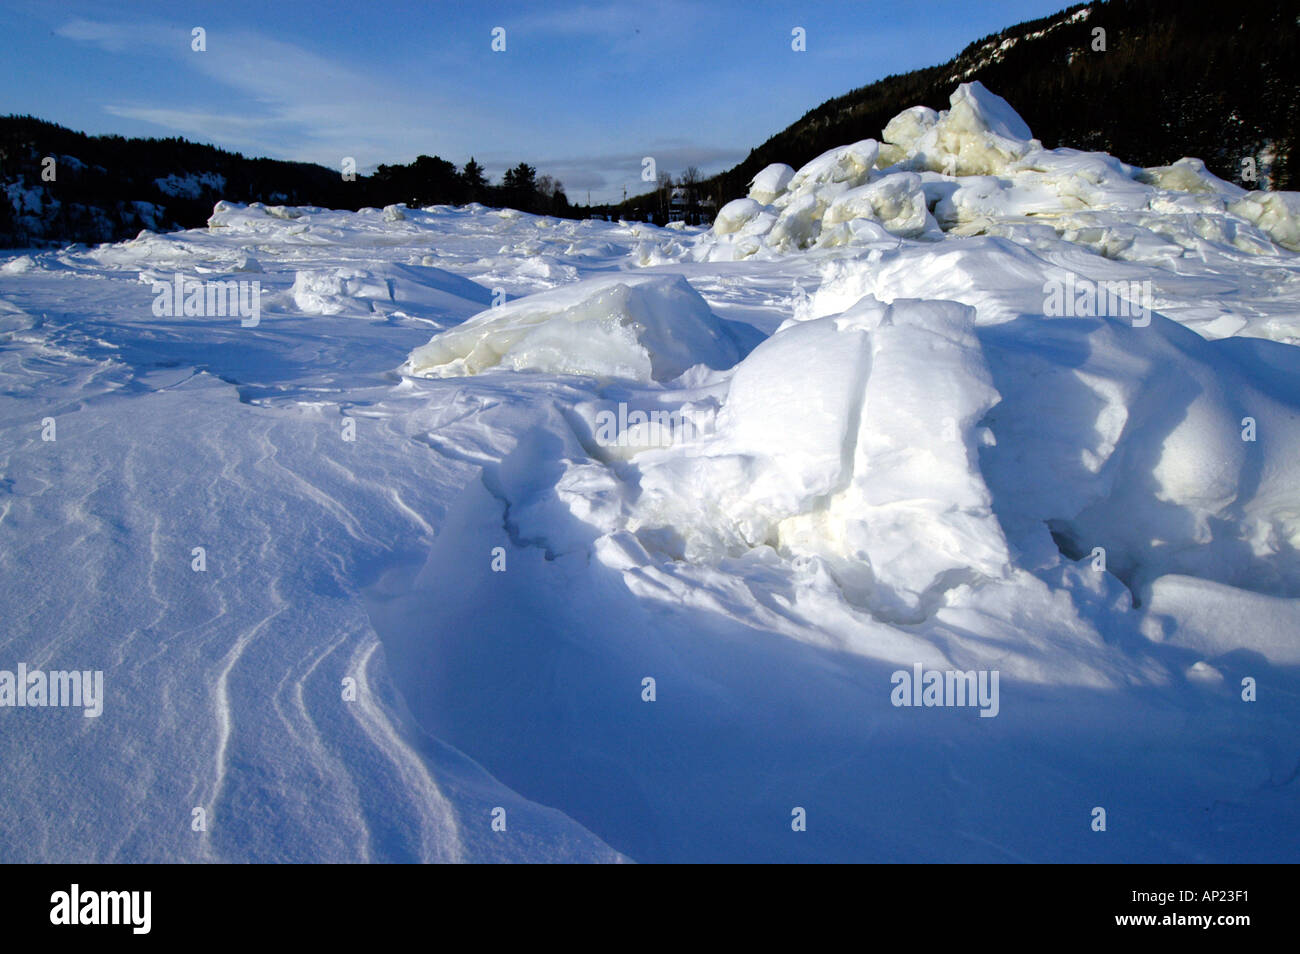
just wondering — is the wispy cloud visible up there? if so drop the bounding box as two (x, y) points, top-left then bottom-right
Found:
(55, 17), (476, 168)
(54, 17), (175, 52)
(102, 106), (283, 153)
(50, 12), (742, 201)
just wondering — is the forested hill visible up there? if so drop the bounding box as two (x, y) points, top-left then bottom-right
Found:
(701, 0), (1298, 205)
(0, 117), (570, 248)
(0, 117), (360, 248)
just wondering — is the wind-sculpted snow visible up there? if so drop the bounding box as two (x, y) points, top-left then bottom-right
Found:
(0, 206), (642, 862)
(3, 87), (1300, 863)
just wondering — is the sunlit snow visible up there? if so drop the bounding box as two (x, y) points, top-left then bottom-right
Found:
(2, 84), (1299, 862)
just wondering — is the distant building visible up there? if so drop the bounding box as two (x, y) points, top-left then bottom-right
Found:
(668, 187), (688, 223)
(668, 186), (717, 226)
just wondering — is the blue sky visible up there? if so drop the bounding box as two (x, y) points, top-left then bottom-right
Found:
(1, 0), (1072, 203)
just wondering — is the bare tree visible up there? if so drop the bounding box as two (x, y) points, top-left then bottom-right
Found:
(657, 170), (673, 220)
(680, 166), (702, 202)
(534, 174), (567, 213)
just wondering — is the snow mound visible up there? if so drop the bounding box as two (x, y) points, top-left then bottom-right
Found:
(401, 274), (743, 382)
(748, 163), (795, 204)
(687, 81), (1300, 260)
(1145, 576), (1300, 665)
(290, 262), (492, 317)
(1, 255), (37, 274)
(1230, 191), (1300, 251)
(536, 287), (1300, 649)
(551, 295), (1009, 621)
(821, 172), (937, 240)
(909, 80), (1035, 175)
(208, 200), (312, 230)
(978, 316), (1300, 600)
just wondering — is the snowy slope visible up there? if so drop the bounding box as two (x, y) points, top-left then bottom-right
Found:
(2, 86), (1300, 863)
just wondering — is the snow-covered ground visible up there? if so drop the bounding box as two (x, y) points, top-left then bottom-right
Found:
(2, 83), (1298, 863)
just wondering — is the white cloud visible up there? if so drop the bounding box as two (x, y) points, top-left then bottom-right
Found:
(56, 17), (479, 166)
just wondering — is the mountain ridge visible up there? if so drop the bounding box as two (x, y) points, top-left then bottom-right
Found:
(693, 0), (1297, 209)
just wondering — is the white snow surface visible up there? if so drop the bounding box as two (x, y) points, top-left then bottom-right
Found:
(3, 87), (1300, 863)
